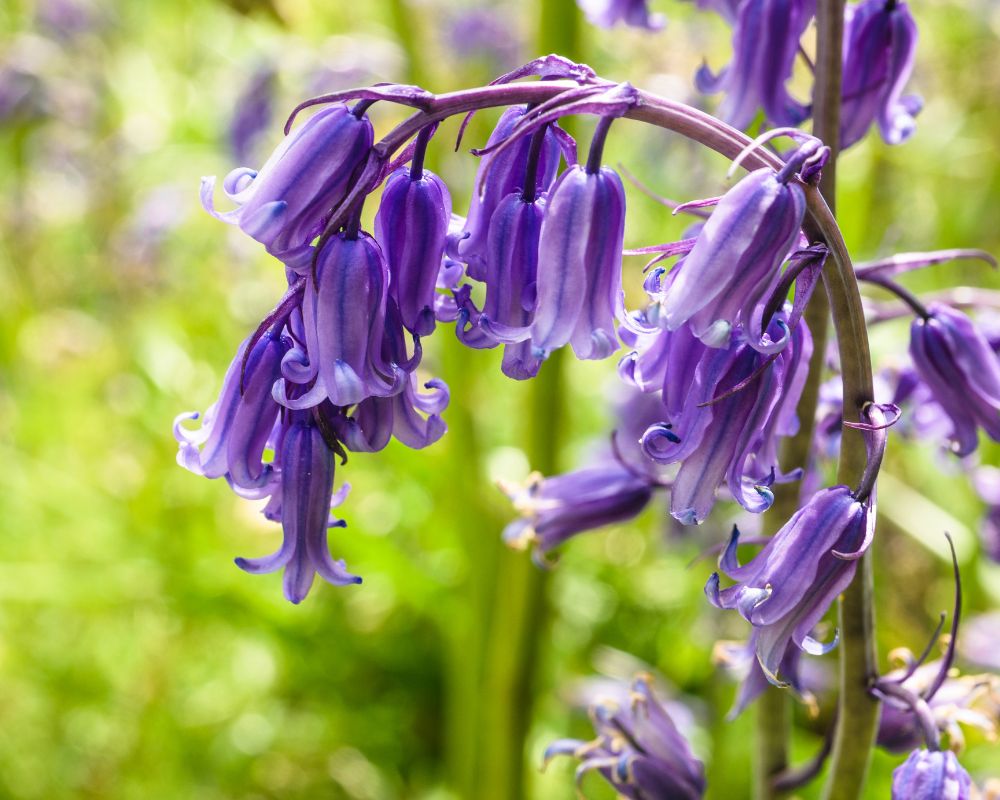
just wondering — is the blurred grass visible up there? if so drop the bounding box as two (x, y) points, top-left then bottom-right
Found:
(1, 0), (999, 798)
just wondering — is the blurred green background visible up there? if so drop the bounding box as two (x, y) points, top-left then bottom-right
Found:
(1, 0), (999, 797)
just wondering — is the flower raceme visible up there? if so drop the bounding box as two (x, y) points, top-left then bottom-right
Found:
(544, 675), (706, 799)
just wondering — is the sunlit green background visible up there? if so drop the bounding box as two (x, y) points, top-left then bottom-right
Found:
(1, 0), (999, 797)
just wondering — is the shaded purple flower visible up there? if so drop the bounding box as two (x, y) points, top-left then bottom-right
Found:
(459, 106), (561, 280)
(714, 632), (822, 717)
(202, 103), (373, 268)
(501, 464), (655, 560)
(530, 163), (626, 360)
(544, 675), (706, 799)
(229, 64), (277, 164)
(577, 0), (666, 30)
(840, 0), (921, 149)
(696, 0), (815, 129)
(274, 231), (403, 409)
(891, 750), (973, 800)
(235, 414), (361, 604)
(706, 485), (873, 683)
(656, 165), (806, 348)
(973, 467), (1000, 562)
(375, 160), (452, 336)
(909, 303), (1000, 456)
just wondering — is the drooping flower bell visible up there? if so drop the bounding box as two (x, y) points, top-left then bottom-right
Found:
(274, 228), (403, 410)
(840, 0), (921, 149)
(891, 750), (973, 800)
(909, 303), (1000, 457)
(234, 413), (361, 604)
(544, 675), (706, 799)
(656, 142), (818, 349)
(576, 0), (665, 30)
(696, 0), (816, 130)
(530, 117), (626, 360)
(374, 127), (452, 337)
(459, 105), (561, 280)
(201, 103), (373, 269)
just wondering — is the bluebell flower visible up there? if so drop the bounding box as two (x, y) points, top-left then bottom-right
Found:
(530, 163), (626, 360)
(577, 0), (665, 30)
(201, 103), (373, 269)
(974, 467), (1000, 562)
(229, 64), (277, 164)
(696, 0), (815, 129)
(234, 414), (361, 605)
(657, 163), (807, 348)
(891, 750), (973, 800)
(841, 0), (921, 149)
(375, 161), (453, 336)
(459, 106), (561, 280)
(544, 675), (706, 799)
(706, 485), (872, 683)
(909, 303), (1000, 456)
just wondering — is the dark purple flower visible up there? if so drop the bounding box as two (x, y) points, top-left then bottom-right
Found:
(375, 163), (452, 336)
(706, 485), (872, 683)
(273, 231), (403, 409)
(235, 415), (361, 604)
(530, 164), (626, 360)
(202, 103), (373, 268)
(501, 464), (655, 559)
(174, 328), (285, 488)
(891, 750), (973, 800)
(696, 0), (815, 129)
(544, 675), (706, 799)
(229, 64), (277, 164)
(459, 106), (561, 280)
(577, 0), (666, 30)
(909, 303), (1000, 456)
(840, 0), (921, 149)
(657, 165), (806, 348)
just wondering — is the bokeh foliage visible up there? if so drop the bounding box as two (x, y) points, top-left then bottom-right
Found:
(1, 0), (999, 798)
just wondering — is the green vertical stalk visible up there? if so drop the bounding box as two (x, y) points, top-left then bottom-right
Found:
(813, 1), (882, 798)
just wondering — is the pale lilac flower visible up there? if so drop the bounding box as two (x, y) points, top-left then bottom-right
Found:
(892, 750), (973, 800)
(973, 466), (1000, 562)
(577, 0), (666, 30)
(841, 0), (921, 148)
(696, 0), (815, 129)
(544, 675), (706, 799)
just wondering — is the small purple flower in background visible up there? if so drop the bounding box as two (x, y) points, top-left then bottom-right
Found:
(696, 0), (815, 129)
(909, 303), (1000, 457)
(972, 467), (1000, 562)
(840, 0), (921, 149)
(891, 749), (973, 800)
(577, 0), (666, 30)
(229, 64), (277, 164)
(375, 152), (453, 337)
(443, 9), (521, 68)
(960, 612), (1000, 672)
(706, 485), (872, 683)
(201, 103), (373, 269)
(544, 675), (706, 799)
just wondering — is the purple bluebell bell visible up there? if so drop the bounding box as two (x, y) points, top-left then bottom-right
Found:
(375, 157), (453, 336)
(274, 231), (403, 409)
(530, 163), (626, 360)
(577, 0), (665, 30)
(706, 485), (872, 683)
(174, 328), (285, 487)
(657, 164), (806, 349)
(235, 414), (361, 604)
(891, 750), (973, 800)
(544, 675), (706, 799)
(459, 106), (561, 280)
(696, 0), (815, 129)
(201, 103), (373, 268)
(638, 313), (813, 524)
(909, 303), (1000, 456)
(841, 0), (921, 149)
